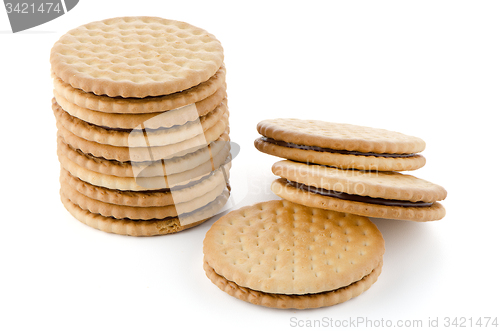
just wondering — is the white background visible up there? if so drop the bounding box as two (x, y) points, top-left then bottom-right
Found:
(1, 1), (499, 330)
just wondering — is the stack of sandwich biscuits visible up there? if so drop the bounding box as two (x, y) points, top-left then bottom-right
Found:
(51, 17), (231, 236)
(255, 119), (447, 222)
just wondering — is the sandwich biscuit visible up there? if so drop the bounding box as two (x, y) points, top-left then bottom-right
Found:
(255, 119), (426, 171)
(271, 160), (447, 222)
(50, 17), (224, 98)
(203, 200), (385, 309)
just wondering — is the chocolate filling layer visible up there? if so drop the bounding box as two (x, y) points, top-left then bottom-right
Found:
(262, 137), (416, 158)
(287, 180), (432, 207)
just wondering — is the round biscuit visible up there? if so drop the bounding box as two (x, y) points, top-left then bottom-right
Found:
(203, 200), (385, 295)
(255, 137), (426, 171)
(271, 179), (446, 222)
(60, 190), (230, 236)
(257, 119), (425, 154)
(50, 17), (224, 98)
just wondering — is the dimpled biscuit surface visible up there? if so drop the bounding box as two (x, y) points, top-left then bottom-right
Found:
(50, 17), (224, 98)
(257, 119), (425, 154)
(203, 200), (385, 295)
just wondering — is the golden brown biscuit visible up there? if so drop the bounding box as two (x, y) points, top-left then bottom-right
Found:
(53, 98), (227, 147)
(56, 113), (229, 162)
(53, 87), (226, 130)
(60, 167), (228, 207)
(52, 65), (226, 113)
(56, 134), (230, 178)
(203, 200), (385, 308)
(61, 175), (227, 220)
(50, 17), (224, 98)
(255, 119), (426, 171)
(61, 190), (230, 236)
(271, 160), (447, 222)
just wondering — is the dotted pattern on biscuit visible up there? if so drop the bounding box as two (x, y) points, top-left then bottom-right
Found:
(50, 17), (224, 98)
(257, 119), (425, 154)
(203, 200), (385, 295)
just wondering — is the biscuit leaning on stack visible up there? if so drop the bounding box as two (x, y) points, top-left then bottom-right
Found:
(50, 17), (231, 236)
(255, 119), (447, 222)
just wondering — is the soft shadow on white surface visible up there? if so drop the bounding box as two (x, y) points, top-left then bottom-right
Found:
(368, 218), (445, 313)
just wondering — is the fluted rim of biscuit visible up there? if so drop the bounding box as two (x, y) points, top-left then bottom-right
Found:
(254, 137), (426, 172)
(51, 64), (226, 113)
(50, 17), (224, 98)
(271, 178), (446, 222)
(272, 160), (447, 203)
(203, 258), (383, 309)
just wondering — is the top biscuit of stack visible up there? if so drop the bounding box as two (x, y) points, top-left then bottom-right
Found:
(50, 16), (224, 98)
(255, 119), (426, 171)
(255, 119), (447, 222)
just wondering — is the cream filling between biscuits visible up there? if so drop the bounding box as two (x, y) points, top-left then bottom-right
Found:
(206, 259), (381, 297)
(262, 137), (417, 158)
(287, 180), (433, 207)
(81, 186), (231, 222)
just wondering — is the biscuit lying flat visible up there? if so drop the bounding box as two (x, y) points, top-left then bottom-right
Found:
(255, 119), (426, 171)
(53, 87), (226, 130)
(51, 65), (226, 114)
(60, 174), (227, 220)
(61, 190), (230, 236)
(50, 16), (224, 98)
(203, 200), (385, 309)
(60, 167), (227, 207)
(271, 160), (447, 222)
(56, 115), (229, 162)
(53, 97), (228, 147)
(51, 17), (231, 236)
(56, 135), (230, 178)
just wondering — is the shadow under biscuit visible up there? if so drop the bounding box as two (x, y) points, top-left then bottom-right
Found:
(369, 217), (444, 308)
